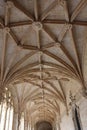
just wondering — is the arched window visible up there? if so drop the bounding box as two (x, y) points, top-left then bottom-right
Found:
(0, 88), (14, 130)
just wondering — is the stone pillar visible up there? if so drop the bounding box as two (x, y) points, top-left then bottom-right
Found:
(58, 123), (61, 130)
(56, 121), (61, 130)
(34, 123), (37, 130)
(12, 111), (18, 130)
(7, 106), (11, 130)
(3, 104), (8, 130)
(0, 102), (3, 121)
(29, 123), (31, 130)
(24, 120), (28, 130)
(32, 126), (34, 130)
(17, 113), (21, 130)
(28, 123), (30, 130)
(52, 122), (56, 130)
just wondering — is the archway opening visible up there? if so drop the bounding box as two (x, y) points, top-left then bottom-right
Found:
(35, 121), (52, 130)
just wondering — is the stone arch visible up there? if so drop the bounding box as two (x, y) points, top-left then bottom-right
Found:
(35, 121), (52, 130)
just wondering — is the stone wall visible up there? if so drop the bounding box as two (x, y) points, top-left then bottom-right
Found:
(59, 98), (87, 130)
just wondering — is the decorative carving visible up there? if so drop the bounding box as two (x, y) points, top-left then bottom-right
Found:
(32, 22), (43, 31)
(69, 91), (76, 105)
(59, 0), (66, 6)
(3, 27), (10, 32)
(69, 91), (83, 130)
(55, 42), (61, 47)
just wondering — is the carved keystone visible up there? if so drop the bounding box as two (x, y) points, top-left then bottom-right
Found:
(38, 50), (43, 55)
(59, 0), (66, 6)
(4, 27), (10, 32)
(55, 42), (61, 47)
(32, 22), (43, 31)
(65, 23), (72, 30)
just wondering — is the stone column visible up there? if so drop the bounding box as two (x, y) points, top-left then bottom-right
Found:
(28, 123), (30, 130)
(52, 122), (56, 130)
(29, 123), (31, 130)
(56, 121), (61, 130)
(17, 113), (21, 130)
(32, 126), (34, 130)
(12, 111), (18, 130)
(0, 102), (3, 121)
(3, 104), (8, 130)
(58, 123), (61, 130)
(24, 120), (28, 130)
(7, 106), (11, 130)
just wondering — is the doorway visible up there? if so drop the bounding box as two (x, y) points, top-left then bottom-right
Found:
(36, 121), (52, 130)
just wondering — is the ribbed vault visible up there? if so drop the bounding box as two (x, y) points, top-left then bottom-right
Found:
(0, 0), (87, 126)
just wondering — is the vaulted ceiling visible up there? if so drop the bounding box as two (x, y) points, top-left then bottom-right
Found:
(0, 0), (87, 125)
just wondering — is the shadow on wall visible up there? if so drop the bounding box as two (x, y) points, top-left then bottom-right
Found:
(36, 121), (52, 130)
